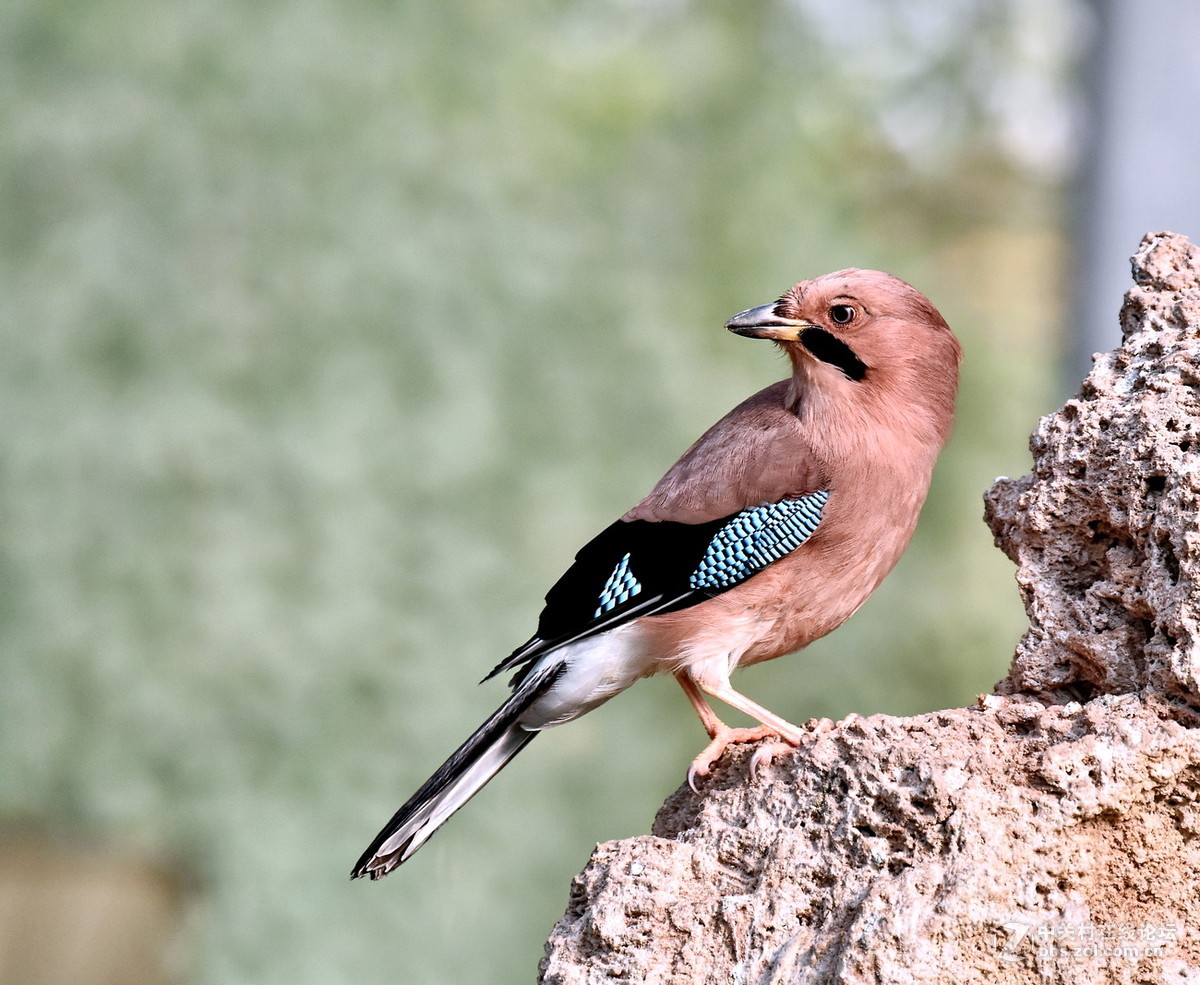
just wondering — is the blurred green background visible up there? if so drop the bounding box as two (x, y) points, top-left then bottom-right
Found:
(0, 0), (1081, 982)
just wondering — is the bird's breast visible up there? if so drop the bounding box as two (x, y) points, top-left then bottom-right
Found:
(639, 457), (933, 673)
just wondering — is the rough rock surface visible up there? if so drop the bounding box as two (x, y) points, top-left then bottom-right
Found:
(540, 233), (1200, 984)
(986, 232), (1200, 710)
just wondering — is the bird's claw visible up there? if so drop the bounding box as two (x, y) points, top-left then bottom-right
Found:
(687, 725), (783, 792)
(748, 740), (796, 779)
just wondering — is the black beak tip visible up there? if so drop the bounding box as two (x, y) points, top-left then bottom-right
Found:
(724, 302), (785, 337)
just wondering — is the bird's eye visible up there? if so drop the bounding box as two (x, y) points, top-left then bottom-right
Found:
(829, 304), (856, 325)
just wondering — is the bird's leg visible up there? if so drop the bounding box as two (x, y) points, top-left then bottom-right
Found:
(674, 672), (783, 791)
(696, 678), (807, 743)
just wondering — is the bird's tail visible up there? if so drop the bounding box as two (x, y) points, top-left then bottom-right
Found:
(351, 660), (565, 880)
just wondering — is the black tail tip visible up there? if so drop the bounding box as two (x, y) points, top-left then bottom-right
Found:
(350, 848), (404, 881)
(350, 858), (382, 881)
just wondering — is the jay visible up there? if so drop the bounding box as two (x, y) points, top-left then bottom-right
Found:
(352, 268), (960, 879)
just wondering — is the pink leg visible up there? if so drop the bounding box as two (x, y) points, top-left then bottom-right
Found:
(674, 673), (796, 791)
(694, 678), (807, 744)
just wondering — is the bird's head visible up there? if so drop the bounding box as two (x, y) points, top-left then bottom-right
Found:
(726, 268), (961, 444)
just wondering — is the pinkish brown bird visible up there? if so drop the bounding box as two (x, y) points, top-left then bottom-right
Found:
(353, 268), (961, 879)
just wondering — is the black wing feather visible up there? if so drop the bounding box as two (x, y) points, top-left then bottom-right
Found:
(538, 517), (730, 637)
(482, 516), (727, 683)
(484, 491), (831, 684)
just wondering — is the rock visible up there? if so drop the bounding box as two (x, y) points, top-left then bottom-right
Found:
(540, 233), (1200, 984)
(985, 232), (1200, 711)
(541, 697), (1200, 984)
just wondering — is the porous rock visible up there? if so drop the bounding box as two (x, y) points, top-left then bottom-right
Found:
(540, 234), (1200, 984)
(986, 232), (1200, 709)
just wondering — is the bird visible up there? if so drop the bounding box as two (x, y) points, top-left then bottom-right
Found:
(352, 268), (960, 880)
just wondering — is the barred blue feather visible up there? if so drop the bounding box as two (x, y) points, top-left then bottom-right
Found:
(594, 553), (642, 617)
(689, 491), (829, 590)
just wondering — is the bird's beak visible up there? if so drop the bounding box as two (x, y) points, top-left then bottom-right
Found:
(724, 304), (815, 342)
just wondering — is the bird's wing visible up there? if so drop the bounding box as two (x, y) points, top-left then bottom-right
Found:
(486, 384), (830, 683)
(485, 492), (830, 682)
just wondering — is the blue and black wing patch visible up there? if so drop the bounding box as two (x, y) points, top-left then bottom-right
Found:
(485, 490), (830, 683)
(594, 553), (642, 617)
(690, 493), (828, 590)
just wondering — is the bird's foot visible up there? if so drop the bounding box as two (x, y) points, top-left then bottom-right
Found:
(747, 739), (798, 779)
(687, 725), (781, 793)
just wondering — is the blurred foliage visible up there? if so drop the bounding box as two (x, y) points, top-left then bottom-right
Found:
(0, 0), (1084, 982)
